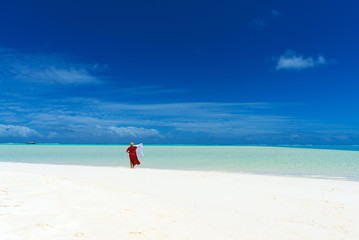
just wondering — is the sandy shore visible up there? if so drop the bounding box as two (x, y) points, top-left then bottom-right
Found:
(1, 162), (359, 240)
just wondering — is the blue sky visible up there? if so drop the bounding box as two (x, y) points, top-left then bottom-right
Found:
(0, 0), (359, 144)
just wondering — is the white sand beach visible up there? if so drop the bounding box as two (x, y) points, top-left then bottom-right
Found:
(1, 162), (359, 240)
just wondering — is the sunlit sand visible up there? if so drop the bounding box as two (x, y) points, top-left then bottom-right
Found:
(1, 162), (359, 239)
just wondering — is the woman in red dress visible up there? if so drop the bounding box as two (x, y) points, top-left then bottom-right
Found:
(126, 142), (140, 168)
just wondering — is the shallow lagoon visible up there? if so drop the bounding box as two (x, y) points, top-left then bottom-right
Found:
(1, 144), (358, 180)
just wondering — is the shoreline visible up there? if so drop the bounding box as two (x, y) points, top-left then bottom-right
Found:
(1, 162), (359, 239)
(2, 142), (359, 149)
(1, 161), (358, 182)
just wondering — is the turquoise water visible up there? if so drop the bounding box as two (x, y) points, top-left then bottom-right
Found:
(0, 144), (358, 181)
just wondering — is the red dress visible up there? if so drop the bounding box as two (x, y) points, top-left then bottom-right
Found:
(127, 146), (140, 166)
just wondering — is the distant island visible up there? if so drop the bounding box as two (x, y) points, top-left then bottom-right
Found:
(26, 142), (36, 144)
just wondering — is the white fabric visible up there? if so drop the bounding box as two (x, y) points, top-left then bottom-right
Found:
(136, 143), (144, 157)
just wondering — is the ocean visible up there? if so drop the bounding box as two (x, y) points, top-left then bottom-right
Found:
(1, 144), (358, 181)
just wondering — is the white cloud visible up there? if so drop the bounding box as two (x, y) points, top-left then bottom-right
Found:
(0, 47), (104, 84)
(27, 67), (99, 84)
(0, 124), (40, 137)
(46, 124), (161, 139)
(276, 50), (328, 70)
(108, 126), (161, 138)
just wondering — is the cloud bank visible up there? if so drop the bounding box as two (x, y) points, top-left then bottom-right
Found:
(2, 94), (357, 144)
(108, 126), (161, 138)
(0, 48), (104, 84)
(0, 124), (40, 137)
